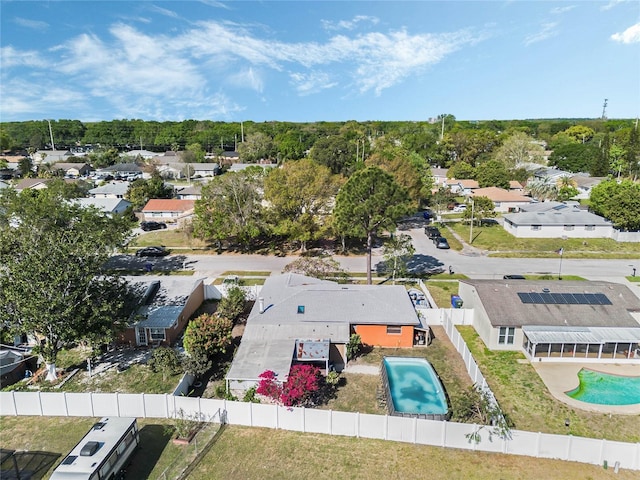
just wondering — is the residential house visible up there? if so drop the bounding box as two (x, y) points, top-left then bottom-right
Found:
(75, 197), (132, 215)
(458, 279), (640, 362)
(141, 199), (195, 221)
(225, 273), (424, 392)
(122, 150), (157, 160)
(503, 206), (613, 238)
(431, 168), (449, 189)
(156, 162), (185, 180)
(88, 181), (129, 199)
(509, 180), (524, 192)
(469, 187), (533, 213)
(228, 163), (277, 173)
(449, 179), (479, 196)
(14, 178), (53, 192)
(120, 278), (206, 347)
(33, 150), (72, 165)
(571, 175), (606, 200)
(175, 185), (202, 200)
(96, 163), (144, 179)
(191, 163), (220, 178)
(51, 162), (93, 177)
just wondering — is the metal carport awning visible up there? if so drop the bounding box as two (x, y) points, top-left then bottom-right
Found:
(522, 326), (640, 344)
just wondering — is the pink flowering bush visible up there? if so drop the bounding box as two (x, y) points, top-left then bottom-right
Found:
(257, 365), (324, 407)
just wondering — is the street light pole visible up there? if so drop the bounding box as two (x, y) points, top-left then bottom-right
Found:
(469, 198), (475, 244)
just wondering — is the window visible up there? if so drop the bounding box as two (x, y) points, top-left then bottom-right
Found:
(498, 327), (515, 345)
(386, 326), (402, 335)
(564, 225), (574, 231)
(149, 328), (165, 341)
(531, 225), (541, 231)
(585, 225), (595, 231)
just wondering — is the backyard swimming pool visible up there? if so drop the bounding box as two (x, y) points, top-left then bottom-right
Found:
(382, 357), (449, 419)
(565, 368), (640, 405)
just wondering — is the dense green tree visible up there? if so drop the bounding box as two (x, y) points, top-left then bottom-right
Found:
(126, 173), (174, 210)
(18, 157), (35, 178)
(182, 143), (206, 163)
(283, 257), (348, 282)
(447, 161), (476, 180)
(493, 132), (545, 168)
(183, 313), (233, 358)
(463, 196), (496, 225)
(441, 129), (498, 166)
(365, 139), (432, 208)
(333, 167), (411, 284)
(556, 176), (579, 201)
(309, 134), (358, 176)
(264, 159), (339, 250)
(548, 143), (599, 173)
(430, 186), (456, 216)
(238, 132), (275, 162)
(0, 188), (135, 380)
(475, 160), (511, 189)
(562, 125), (595, 144)
(589, 179), (640, 231)
(148, 347), (183, 381)
(193, 169), (267, 248)
(217, 286), (246, 323)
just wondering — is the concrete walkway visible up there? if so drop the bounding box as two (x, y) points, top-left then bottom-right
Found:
(533, 362), (640, 414)
(342, 364), (379, 375)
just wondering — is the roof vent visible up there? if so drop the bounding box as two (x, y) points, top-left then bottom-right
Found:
(258, 297), (264, 314)
(92, 422), (106, 430)
(80, 441), (101, 457)
(542, 288), (550, 293)
(297, 305), (305, 314)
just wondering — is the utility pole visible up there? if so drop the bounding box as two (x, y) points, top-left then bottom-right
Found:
(469, 198), (475, 244)
(440, 115), (445, 141)
(601, 99), (608, 120)
(241, 121), (244, 143)
(47, 120), (56, 150)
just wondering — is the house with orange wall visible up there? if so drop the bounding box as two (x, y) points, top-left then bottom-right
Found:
(226, 273), (423, 392)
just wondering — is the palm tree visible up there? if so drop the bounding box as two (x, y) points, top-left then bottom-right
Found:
(526, 177), (558, 201)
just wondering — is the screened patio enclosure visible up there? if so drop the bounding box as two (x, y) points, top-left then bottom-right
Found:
(522, 326), (640, 360)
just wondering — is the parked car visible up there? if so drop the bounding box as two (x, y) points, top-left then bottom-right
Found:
(452, 204), (467, 213)
(140, 221), (167, 232)
(424, 226), (441, 239)
(135, 246), (169, 257)
(503, 274), (526, 280)
(434, 237), (450, 249)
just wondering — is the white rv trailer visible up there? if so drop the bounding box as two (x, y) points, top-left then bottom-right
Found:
(50, 417), (139, 480)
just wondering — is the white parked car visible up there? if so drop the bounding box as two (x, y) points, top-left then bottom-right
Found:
(452, 204), (467, 213)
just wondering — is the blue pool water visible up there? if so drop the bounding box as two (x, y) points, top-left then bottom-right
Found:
(565, 369), (640, 405)
(383, 357), (448, 416)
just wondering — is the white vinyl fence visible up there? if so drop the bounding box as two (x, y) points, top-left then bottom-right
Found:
(1, 391), (638, 471)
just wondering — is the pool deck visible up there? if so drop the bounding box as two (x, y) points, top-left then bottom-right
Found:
(533, 362), (640, 414)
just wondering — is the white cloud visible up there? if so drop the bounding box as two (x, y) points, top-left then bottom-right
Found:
(148, 5), (180, 19)
(228, 67), (265, 92)
(601, 0), (624, 11)
(13, 17), (49, 30)
(289, 71), (337, 95)
(611, 22), (640, 44)
(0, 46), (48, 68)
(321, 15), (379, 31)
(524, 22), (558, 46)
(550, 6), (575, 15)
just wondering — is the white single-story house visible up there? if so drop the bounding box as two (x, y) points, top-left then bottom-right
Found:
(75, 197), (132, 215)
(503, 207), (613, 239)
(469, 187), (534, 213)
(226, 273), (423, 392)
(121, 150), (157, 160)
(174, 185), (202, 200)
(458, 279), (640, 362)
(191, 163), (220, 178)
(141, 199), (195, 220)
(33, 150), (73, 164)
(88, 181), (130, 199)
(97, 163), (144, 179)
(571, 175), (606, 200)
(449, 179), (479, 196)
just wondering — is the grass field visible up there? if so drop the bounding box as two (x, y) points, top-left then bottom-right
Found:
(2, 418), (636, 480)
(457, 326), (640, 443)
(446, 222), (640, 258)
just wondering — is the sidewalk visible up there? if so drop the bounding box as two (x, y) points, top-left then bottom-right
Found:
(442, 223), (488, 257)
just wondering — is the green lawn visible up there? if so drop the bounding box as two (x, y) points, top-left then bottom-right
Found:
(457, 326), (640, 443)
(2, 418), (635, 480)
(446, 222), (640, 258)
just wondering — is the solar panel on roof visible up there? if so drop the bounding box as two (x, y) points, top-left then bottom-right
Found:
(563, 293), (579, 304)
(529, 292), (543, 303)
(593, 293), (612, 305)
(517, 292), (533, 303)
(572, 293), (587, 304)
(517, 291), (613, 306)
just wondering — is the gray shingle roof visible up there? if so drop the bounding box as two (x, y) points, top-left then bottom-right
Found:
(503, 209), (611, 226)
(461, 279), (640, 328)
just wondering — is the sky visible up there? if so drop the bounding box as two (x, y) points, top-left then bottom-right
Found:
(1, 0), (639, 123)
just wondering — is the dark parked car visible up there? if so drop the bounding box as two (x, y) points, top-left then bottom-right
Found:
(503, 274), (526, 280)
(135, 246), (169, 257)
(424, 226), (441, 239)
(434, 237), (450, 249)
(140, 221), (167, 232)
